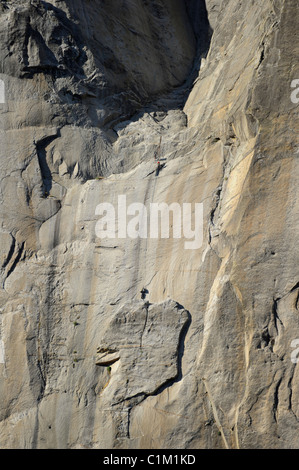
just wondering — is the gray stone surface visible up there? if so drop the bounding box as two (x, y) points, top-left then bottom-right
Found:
(0, 0), (298, 449)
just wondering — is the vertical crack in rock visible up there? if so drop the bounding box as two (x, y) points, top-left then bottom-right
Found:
(287, 364), (299, 423)
(35, 132), (60, 196)
(201, 378), (230, 449)
(3, 241), (25, 287)
(273, 377), (282, 424)
(1, 234), (16, 270)
(140, 301), (150, 348)
(272, 297), (284, 336)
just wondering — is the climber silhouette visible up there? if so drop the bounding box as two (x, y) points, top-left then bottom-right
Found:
(140, 288), (148, 300)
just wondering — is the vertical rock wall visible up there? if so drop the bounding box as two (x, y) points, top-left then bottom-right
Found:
(0, 0), (298, 449)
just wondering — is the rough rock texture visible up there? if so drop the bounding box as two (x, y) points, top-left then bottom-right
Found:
(0, 0), (299, 449)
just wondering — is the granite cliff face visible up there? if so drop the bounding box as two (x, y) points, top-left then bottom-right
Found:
(0, 0), (299, 449)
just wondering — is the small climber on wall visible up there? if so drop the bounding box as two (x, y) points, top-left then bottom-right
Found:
(140, 288), (148, 300)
